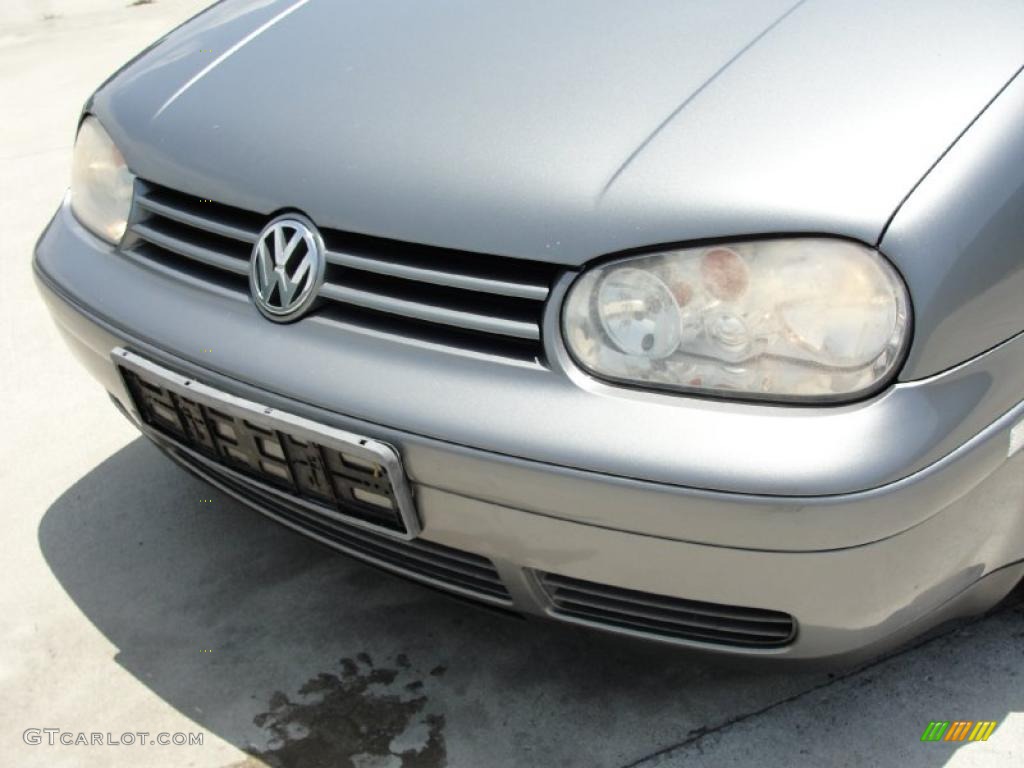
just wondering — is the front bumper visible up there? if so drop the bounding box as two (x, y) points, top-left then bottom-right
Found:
(34, 202), (1024, 659)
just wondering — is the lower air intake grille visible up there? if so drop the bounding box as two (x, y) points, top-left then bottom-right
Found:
(165, 444), (512, 605)
(539, 573), (796, 648)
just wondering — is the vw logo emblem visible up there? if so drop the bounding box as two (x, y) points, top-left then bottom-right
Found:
(249, 214), (326, 322)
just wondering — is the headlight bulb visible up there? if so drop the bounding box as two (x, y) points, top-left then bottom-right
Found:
(706, 310), (751, 361)
(596, 268), (681, 358)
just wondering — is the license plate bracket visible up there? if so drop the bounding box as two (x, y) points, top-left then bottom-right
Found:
(113, 347), (420, 540)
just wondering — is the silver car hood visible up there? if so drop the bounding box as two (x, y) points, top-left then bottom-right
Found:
(93, 0), (1024, 265)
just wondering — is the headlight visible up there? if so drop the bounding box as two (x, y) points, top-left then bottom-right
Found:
(70, 116), (134, 244)
(562, 238), (911, 402)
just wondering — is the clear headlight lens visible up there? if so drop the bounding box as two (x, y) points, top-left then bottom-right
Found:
(70, 116), (134, 244)
(563, 239), (911, 402)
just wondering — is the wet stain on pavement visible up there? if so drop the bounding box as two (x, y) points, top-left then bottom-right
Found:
(239, 654), (447, 768)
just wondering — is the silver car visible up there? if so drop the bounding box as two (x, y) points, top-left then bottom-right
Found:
(34, 0), (1024, 659)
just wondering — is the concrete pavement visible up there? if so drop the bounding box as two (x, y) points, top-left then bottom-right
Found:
(642, 606), (1023, 767)
(1, 2), (1021, 767)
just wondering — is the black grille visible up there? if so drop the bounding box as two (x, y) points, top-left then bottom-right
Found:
(166, 444), (512, 604)
(124, 182), (561, 362)
(540, 573), (796, 648)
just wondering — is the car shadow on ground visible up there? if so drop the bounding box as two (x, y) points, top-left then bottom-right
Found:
(39, 438), (1022, 768)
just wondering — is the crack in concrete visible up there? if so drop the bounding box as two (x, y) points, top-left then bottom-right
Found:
(621, 595), (1023, 767)
(0, 145), (71, 162)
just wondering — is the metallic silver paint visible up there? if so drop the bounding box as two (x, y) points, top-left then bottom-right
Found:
(34, 204), (1024, 498)
(34, 240), (1024, 549)
(32, 271), (1024, 658)
(881, 69), (1024, 379)
(87, 0), (1024, 374)
(34, 0), (1024, 656)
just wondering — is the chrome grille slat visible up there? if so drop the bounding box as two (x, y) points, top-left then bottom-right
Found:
(127, 180), (559, 359)
(122, 244), (250, 299)
(325, 248), (549, 300)
(540, 573), (796, 648)
(136, 193), (260, 243)
(319, 282), (541, 340)
(130, 221), (250, 276)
